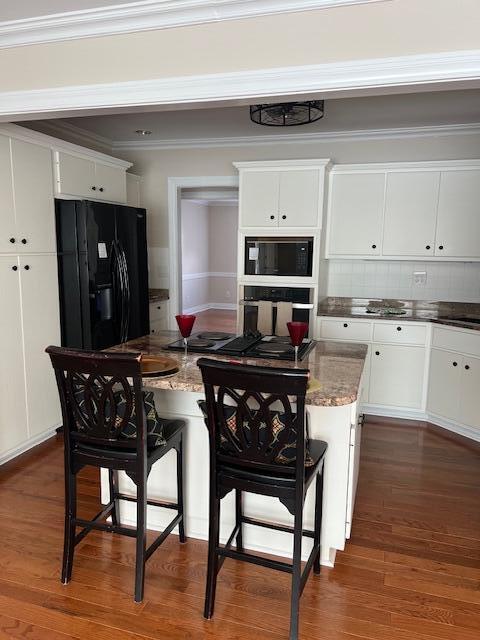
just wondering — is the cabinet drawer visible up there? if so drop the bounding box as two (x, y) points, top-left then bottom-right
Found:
(319, 318), (372, 342)
(150, 301), (168, 322)
(373, 322), (427, 346)
(432, 326), (480, 357)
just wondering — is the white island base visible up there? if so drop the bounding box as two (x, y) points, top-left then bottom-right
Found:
(101, 386), (362, 567)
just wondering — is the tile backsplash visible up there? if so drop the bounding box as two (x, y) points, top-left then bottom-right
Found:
(327, 260), (480, 303)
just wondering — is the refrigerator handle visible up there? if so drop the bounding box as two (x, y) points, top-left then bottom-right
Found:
(118, 241), (131, 342)
(111, 240), (125, 342)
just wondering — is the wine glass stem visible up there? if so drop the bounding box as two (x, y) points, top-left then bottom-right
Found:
(294, 345), (299, 366)
(183, 337), (188, 361)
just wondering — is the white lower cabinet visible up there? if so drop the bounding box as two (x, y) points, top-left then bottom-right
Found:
(459, 355), (480, 430)
(369, 343), (425, 409)
(150, 300), (169, 333)
(0, 255), (61, 463)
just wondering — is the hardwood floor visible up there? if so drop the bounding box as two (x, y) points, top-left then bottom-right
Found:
(192, 308), (237, 334)
(0, 420), (478, 639)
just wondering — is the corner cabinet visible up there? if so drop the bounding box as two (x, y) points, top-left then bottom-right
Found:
(326, 161), (480, 261)
(234, 160), (330, 229)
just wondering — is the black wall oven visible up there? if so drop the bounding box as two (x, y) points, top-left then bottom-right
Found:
(241, 286), (314, 334)
(245, 236), (313, 277)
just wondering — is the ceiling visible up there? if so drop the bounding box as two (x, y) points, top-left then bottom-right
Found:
(1, 1), (135, 21)
(23, 89), (480, 147)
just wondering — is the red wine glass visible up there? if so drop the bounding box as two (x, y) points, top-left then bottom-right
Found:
(175, 314), (196, 359)
(287, 321), (309, 365)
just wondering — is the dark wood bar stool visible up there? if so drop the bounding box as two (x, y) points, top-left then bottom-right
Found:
(197, 357), (327, 640)
(46, 346), (186, 603)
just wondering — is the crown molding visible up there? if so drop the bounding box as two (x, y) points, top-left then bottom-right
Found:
(113, 122), (480, 151)
(22, 119), (114, 152)
(0, 1), (391, 49)
(1, 49), (479, 121)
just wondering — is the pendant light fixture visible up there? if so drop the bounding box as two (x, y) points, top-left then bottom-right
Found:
(249, 100), (325, 127)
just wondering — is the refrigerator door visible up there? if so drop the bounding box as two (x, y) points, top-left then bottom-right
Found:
(115, 205), (150, 341)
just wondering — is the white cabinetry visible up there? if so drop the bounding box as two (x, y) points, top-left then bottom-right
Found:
(327, 161), (480, 261)
(427, 348), (461, 422)
(126, 173), (143, 208)
(235, 160), (329, 229)
(55, 151), (128, 203)
(150, 300), (170, 333)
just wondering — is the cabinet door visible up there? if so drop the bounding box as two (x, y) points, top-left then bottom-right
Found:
(0, 256), (29, 457)
(95, 163), (127, 203)
(12, 139), (55, 254)
(459, 356), (480, 430)
(57, 151), (96, 198)
(19, 255), (61, 438)
(328, 173), (385, 256)
(382, 171), (439, 256)
(369, 344), (425, 408)
(240, 171), (279, 227)
(427, 348), (461, 421)
(436, 170), (480, 258)
(278, 170), (319, 227)
(0, 136), (16, 254)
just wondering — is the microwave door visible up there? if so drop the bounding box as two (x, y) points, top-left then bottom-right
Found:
(263, 242), (278, 275)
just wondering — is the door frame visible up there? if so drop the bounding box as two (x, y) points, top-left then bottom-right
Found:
(167, 175), (239, 327)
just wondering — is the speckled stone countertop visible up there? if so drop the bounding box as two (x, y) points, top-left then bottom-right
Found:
(317, 297), (480, 331)
(109, 332), (368, 407)
(148, 289), (169, 303)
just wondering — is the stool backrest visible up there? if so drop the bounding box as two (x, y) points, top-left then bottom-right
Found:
(197, 358), (309, 476)
(46, 346), (145, 449)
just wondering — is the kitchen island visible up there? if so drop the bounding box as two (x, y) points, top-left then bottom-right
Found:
(104, 333), (367, 567)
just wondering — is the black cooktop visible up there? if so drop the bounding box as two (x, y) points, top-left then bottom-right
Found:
(166, 332), (315, 362)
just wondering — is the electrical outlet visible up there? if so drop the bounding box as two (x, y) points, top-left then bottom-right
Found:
(225, 290), (231, 299)
(413, 271), (427, 286)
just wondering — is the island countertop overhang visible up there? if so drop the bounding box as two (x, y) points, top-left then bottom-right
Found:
(109, 333), (368, 407)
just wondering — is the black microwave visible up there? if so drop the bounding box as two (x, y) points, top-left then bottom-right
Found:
(244, 237), (314, 277)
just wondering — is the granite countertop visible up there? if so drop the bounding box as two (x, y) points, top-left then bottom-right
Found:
(109, 332), (368, 407)
(317, 297), (480, 331)
(149, 289), (169, 303)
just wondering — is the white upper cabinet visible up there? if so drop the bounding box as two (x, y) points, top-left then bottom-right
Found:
(435, 170), (480, 258)
(382, 171), (439, 257)
(55, 151), (128, 203)
(235, 160), (329, 229)
(328, 172), (385, 256)
(0, 136), (15, 254)
(126, 173), (143, 208)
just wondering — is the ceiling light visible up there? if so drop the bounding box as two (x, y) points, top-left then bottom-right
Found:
(135, 129), (152, 135)
(250, 101), (325, 127)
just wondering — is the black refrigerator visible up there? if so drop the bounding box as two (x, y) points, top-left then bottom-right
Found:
(55, 199), (150, 350)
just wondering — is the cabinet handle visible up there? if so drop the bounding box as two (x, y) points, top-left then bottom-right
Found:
(21, 238), (27, 244)
(12, 265), (17, 271)
(91, 186), (96, 191)
(24, 265), (30, 270)
(396, 326), (402, 331)
(465, 364), (470, 370)
(343, 323), (348, 328)
(375, 351), (380, 356)
(9, 237), (15, 244)
(157, 306), (161, 310)
(282, 215), (287, 220)
(372, 244), (377, 249)
(270, 215), (275, 220)
(425, 245), (431, 250)
(99, 187), (104, 192)
(438, 245), (444, 250)
(453, 361), (458, 367)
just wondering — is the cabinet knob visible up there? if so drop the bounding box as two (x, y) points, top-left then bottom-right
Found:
(21, 238), (27, 244)
(270, 215), (275, 220)
(438, 245), (444, 250)
(453, 361), (458, 367)
(9, 237), (15, 244)
(372, 244), (377, 249)
(282, 215), (287, 220)
(12, 265), (18, 271)
(375, 351), (380, 356)
(99, 187), (104, 192)
(425, 245), (431, 250)
(91, 186), (96, 191)
(465, 364), (470, 370)
(157, 306), (161, 310)
(343, 323), (348, 328)
(396, 326), (402, 331)
(24, 265), (30, 270)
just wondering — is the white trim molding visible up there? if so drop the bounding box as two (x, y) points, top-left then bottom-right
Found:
(0, 1), (391, 49)
(183, 302), (237, 314)
(182, 271), (236, 281)
(1, 49), (480, 121)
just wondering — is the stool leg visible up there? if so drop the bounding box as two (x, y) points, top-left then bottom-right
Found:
(62, 469), (77, 585)
(235, 489), (243, 552)
(108, 469), (119, 527)
(134, 478), (147, 603)
(289, 504), (303, 640)
(204, 495), (220, 619)
(313, 469), (324, 575)
(177, 435), (186, 543)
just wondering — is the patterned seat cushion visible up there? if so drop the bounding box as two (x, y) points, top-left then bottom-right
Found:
(198, 400), (313, 466)
(73, 385), (166, 448)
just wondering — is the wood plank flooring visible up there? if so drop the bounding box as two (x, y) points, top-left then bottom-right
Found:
(0, 420), (478, 639)
(192, 309), (237, 334)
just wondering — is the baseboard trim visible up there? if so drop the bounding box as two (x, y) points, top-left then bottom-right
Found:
(0, 426), (59, 466)
(183, 302), (237, 313)
(362, 404), (427, 422)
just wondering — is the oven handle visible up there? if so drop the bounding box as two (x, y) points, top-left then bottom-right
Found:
(239, 300), (314, 310)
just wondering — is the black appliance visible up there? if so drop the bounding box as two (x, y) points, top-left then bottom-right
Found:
(55, 199), (149, 350)
(166, 331), (315, 362)
(245, 236), (313, 277)
(241, 286), (313, 334)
